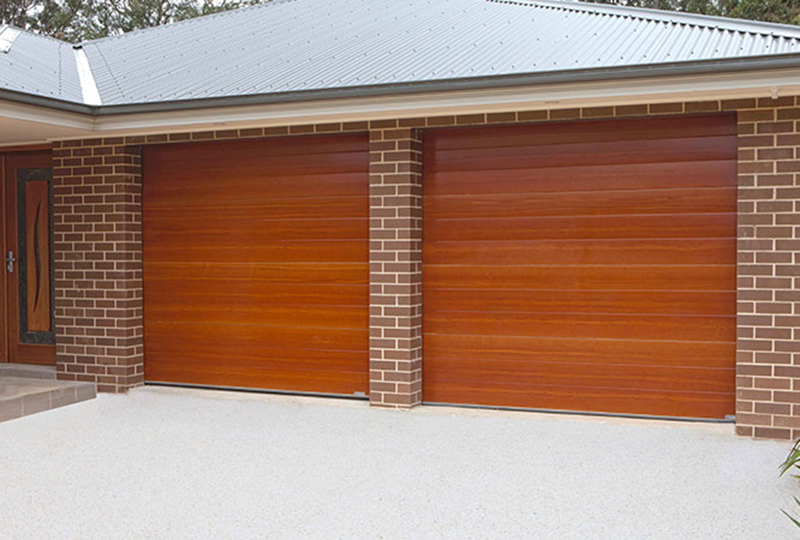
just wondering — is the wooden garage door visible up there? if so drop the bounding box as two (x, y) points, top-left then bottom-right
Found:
(143, 134), (369, 396)
(423, 114), (737, 419)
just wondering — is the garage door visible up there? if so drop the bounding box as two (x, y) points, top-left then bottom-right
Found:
(423, 114), (737, 419)
(143, 134), (369, 396)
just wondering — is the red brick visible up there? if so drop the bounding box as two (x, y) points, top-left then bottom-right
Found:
(615, 104), (648, 116)
(685, 101), (720, 113)
(518, 110), (548, 122)
(754, 427), (793, 440)
(649, 102), (684, 114)
(550, 108), (581, 120)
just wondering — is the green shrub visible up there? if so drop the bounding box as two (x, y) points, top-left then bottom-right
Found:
(780, 439), (800, 528)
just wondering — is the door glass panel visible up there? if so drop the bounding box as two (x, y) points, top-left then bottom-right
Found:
(17, 167), (54, 344)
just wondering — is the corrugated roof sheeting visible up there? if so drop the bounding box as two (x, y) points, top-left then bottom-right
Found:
(6, 0), (800, 107)
(0, 26), (83, 103)
(80, 0), (800, 106)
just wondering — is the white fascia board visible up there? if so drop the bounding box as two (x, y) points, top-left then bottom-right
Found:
(3, 65), (796, 142)
(89, 67), (800, 136)
(0, 98), (94, 131)
(0, 139), (56, 148)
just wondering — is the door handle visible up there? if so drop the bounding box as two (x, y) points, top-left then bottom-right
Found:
(6, 251), (15, 274)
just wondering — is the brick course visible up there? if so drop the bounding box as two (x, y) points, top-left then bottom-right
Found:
(367, 126), (424, 407)
(52, 140), (143, 393)
(735, 96), (800, 441)
(48, 97), (800, 438)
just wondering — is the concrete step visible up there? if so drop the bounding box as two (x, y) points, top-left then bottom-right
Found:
(0, 363), (57, 380)
(0, 376), (96, 423)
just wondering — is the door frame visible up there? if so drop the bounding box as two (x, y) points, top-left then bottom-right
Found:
(1, 152), (6, 363)
(1, 144), (54, 365)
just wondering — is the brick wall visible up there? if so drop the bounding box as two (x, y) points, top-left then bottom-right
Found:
(52, 139), (143, 393)
(48, 99), (800, 438)
(367, 125), (424, 407)
(735, 96), (800, 441)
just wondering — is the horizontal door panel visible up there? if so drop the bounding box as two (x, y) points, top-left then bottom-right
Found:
(422, 382), (734, 419)
(147, 303), (367, 329)
(424, 238), (736, 266)
(146, 216), (367, 241)
(428, 136), (735, 172)
(146, 280), (365, 307)
(147, 161), (367, 188)
(149, 133), (369, 160)
(145, 241), (368, 263)
(146, 195), (367, 218)
(424, 359), (734, 393)
(144, 262), (367, 285)
(147, 359), (368, 396)
(424, 334), (736, 369)
(425, 265), (735, 291)
(426, 160), (735, 195)
(426, 115), (737, 151)
(425, 311), (734, 342)
(425, 289), (735, 316)
(147, 148), (368, 176)
(425, 187), (736, 219)
(145, 172), (368, 204)
(147, 321), (367, 353)
(145, 322), (369, 393)
(146, 345), (368, 374)
(425, 213), (735, 242)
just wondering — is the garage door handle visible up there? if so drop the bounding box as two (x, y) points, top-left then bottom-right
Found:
(6, 250), (15, 274)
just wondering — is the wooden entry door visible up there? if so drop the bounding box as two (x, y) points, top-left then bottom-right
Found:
(1, 151), (56, 365)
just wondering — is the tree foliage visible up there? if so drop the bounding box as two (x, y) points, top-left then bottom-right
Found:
(585, 0), (800, 26)
(2, 0), (799, 43)
(1, 0), (257, 42)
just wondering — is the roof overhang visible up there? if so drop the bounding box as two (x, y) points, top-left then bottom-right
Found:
(0, 98), (93, 146)
(4, 55), (800, 146)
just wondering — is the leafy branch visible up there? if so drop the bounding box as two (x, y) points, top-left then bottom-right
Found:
(780, 439), (800, 528)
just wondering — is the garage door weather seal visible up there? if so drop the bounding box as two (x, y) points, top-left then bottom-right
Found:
(145, 381), (370, 401)
(147, 381), (733, 423)
(423, 402), (736, 424)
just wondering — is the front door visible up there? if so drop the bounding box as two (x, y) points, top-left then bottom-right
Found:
(1, 151), (56, 365)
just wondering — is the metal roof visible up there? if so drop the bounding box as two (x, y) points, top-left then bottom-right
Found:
(5, 0), (800, 110)
(0, 25), (83, 103)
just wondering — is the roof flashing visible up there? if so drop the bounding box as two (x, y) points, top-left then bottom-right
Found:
(73, 46), (102, 105)
(0, 26), (21, 54)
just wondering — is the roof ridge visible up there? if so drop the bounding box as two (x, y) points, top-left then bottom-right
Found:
(488, 0), (800, 39)
(79, 0), (296, 46)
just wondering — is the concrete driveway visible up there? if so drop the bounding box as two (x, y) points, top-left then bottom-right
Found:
(0, 386), (794, 539)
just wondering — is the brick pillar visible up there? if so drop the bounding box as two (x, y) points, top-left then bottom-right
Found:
(368, 123), (424, 407)
(52, 138), (144, 393)
(735, 97), (800, 440)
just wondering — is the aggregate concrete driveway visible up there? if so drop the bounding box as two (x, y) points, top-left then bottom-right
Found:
(0, 386), (795, 539)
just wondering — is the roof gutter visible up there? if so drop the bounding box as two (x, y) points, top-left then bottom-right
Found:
(5, 52), (800, 117)
(0, 88), (93, 115)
